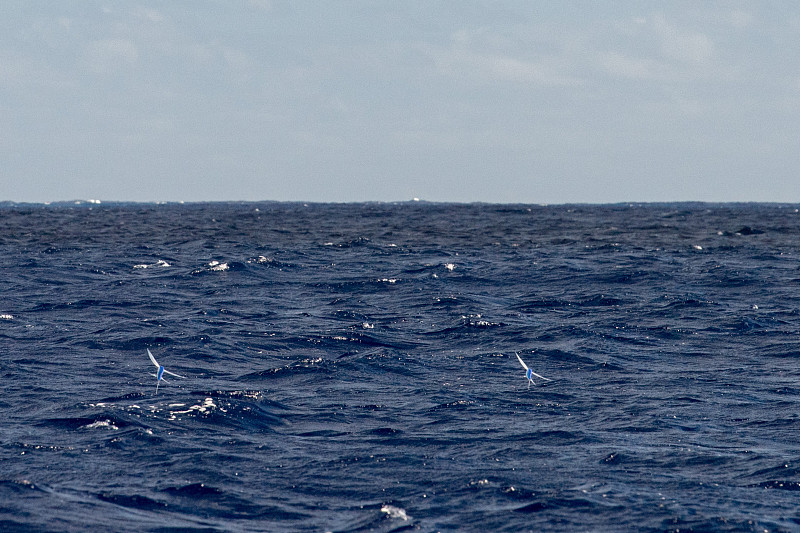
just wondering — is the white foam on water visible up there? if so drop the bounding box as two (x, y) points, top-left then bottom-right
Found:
(133, 259), (171, 269)
(82, 420), (119, 430)
(168, 397), (224, 420)
(381, 505), (409, 520)
(208, 261), (229, 271)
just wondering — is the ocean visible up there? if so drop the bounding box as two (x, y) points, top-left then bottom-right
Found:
(2, 202), (800, 532)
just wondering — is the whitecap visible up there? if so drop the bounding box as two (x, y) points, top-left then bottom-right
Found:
(381, 504), (409, 520)
(133, 259), (171, 269)
(168, 397), (223, 420)
(208, 261), (229, 271)
(82, 419), (118, 430)
(0, 314), (13, 320)
(444, 263), (455, 271)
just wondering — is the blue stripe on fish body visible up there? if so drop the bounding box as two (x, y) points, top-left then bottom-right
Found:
(158, 366), (164, 380)
(526, 368), (533, 381)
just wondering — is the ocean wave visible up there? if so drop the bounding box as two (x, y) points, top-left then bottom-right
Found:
(5, 203), (800, 531)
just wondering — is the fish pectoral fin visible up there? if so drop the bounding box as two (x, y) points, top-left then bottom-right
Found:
(529, 371), (552, 381)
(162, 369), (185, 379)
(147, 349), (160, 368)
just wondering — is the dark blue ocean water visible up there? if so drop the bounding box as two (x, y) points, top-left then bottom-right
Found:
(2, 202), (800, 532)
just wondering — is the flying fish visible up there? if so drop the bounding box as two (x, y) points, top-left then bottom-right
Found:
(515, 352), (551, 388)
(148, 348), (185, 394)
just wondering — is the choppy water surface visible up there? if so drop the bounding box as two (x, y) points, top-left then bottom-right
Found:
(2, 202), (800, 532)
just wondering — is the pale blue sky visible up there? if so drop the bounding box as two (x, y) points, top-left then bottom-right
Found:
(2, 1), (799, 203)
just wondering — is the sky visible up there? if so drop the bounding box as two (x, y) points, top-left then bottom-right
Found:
(2, 1), (799, 204)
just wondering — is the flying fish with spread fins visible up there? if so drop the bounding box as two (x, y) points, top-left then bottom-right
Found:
(515, 352), (551, 388)
(148, 348), (185, 394)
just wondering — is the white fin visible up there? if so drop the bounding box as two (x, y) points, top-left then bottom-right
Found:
(147, 349), (160, 368)
(529, 369), (552, 382)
